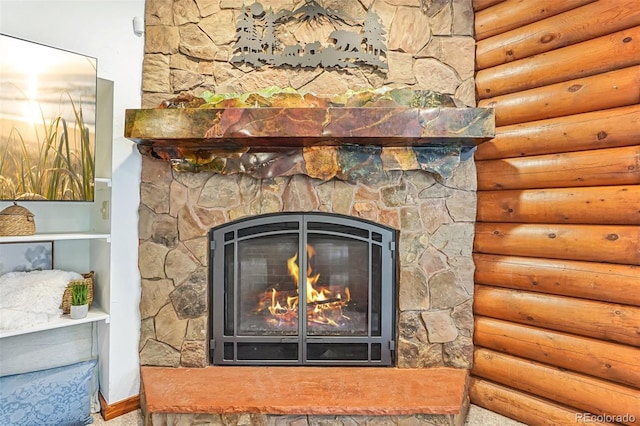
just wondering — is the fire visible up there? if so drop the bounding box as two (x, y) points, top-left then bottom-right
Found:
(263, 244), (351, 327)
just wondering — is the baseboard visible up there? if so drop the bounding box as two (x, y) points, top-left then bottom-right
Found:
(99, 392), (140, 421)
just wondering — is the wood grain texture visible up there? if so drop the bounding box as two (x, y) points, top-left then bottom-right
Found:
(474, 222), (640, 265)
(476, 26), (640, 98)
(474, 285), (640, 346)
(474, 316), (640, 387)
(478, 66), (640, 126)
(476, 145), (640, 190)
(473, 253), (640, 306)
(472, 350), (640, 424)
(474, 0), (596, 41)
(99, 392), (140, 421)
(473, 0), (640, 420)
(476, 186), (640, 224)
(474, 105), (640, 160)
(472, 0), (506, 13)
(469, 377), (611, 426)
(476, 0), (640, 69)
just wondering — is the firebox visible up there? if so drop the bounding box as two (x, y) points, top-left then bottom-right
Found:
(209, 213), (397, 366)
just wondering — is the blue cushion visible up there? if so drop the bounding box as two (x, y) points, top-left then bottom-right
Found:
(0, 359), (96, 426)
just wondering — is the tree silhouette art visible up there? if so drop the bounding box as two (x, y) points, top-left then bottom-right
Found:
(363, 10), (386, 57)
(233, 6), (263, 65)
(261, 8), (278, 63)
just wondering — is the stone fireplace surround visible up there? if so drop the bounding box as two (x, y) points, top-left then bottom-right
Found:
(137, 132), (483, 423)
(133, 92), (493, 376)
(136, 0), (485, 422)
(139, 144), (479, 369)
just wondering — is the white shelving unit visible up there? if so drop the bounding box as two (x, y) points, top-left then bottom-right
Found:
(1, 4), (145, 402)
(0, 196), (113, 340)
(0, 231), (112, 340)
(0, 80), (114, 358)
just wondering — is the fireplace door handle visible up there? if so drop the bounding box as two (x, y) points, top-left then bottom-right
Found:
(279, 337), (329, 343)
(305, 338), (329, 343)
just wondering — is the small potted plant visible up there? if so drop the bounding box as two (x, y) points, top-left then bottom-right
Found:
(70, 282), (89, 319)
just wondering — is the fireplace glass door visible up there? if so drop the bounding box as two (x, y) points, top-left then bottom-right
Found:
(209, 213), (396, 366)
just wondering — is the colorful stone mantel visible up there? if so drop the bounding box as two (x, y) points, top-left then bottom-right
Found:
(124, 93), (494, 179)
(125, 106), (494, 148)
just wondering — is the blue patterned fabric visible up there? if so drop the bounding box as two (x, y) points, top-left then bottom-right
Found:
(0, 359), (96, 426)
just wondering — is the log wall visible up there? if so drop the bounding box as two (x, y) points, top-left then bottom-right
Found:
(472, 1), (640, 424)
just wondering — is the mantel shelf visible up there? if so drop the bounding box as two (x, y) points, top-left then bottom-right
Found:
(125, 106), (495, 149)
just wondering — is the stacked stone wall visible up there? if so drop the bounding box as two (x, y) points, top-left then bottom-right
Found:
(138, 0), (477, 369)
(139, 157), (476, 368)
(141, 0), (475, 108)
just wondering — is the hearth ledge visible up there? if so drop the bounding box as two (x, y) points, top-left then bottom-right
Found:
(141, 366), (469, 417)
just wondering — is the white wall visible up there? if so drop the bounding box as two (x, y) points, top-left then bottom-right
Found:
(0, 0), (145, 404)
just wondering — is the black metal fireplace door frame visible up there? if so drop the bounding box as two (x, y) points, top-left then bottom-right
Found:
(209, 212), (397, 366)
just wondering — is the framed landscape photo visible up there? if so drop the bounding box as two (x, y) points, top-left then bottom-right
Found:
(0, 33), (97, 201)
(0, 241), (53, 275)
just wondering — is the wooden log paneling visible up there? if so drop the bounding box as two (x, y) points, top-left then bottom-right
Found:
(474, 317), (640, 387)
(469, 377), (613, 426)
(474, 0), (596, 41)
(474, 223), (640, 265)
(474, 105), (640, 160)
(473, 0), (640, 421)
(476, 145), (640, 191)
(473, 254), (640, 306)
(472, 0), (505, 13)
(473, 349), (640, 424)
(476, 186), (640, 225)
(474, 285), (640, 346)
(476, 0), (640, 69)
(478, 66), (640, 126)
(476, 26), (640, 99)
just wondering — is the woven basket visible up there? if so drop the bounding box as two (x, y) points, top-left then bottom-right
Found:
(0, 202), (36, 236)
(60, 271), (95, 314)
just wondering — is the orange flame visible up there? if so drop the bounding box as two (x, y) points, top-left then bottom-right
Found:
(265, 244), (351, 327)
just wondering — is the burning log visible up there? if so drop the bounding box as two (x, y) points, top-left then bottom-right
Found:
(256, 244), (354, 328)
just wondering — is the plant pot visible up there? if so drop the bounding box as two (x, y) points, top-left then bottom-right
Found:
(70, 304), (89, 319)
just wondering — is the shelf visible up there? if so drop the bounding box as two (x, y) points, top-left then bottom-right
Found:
(0, 306), (110, 339)
(0, 232), (111, 243)
(125, 106), (495, 148)
(125, 105), (494, 174)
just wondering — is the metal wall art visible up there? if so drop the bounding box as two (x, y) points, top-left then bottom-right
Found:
(232, 1), (388, 69)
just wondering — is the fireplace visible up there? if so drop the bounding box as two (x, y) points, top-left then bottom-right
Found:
(209, 212), (396, 366)
(132, 0), (492, 419)
(132, 93), (494, 372)
(133, 92), (495, 421)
